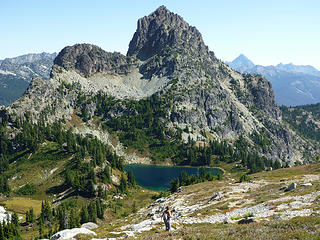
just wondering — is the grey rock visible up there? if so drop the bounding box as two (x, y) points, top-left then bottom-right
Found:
(210, 192), (222, 201)
(238, 218), (255, 224)
(285, 183), (297, 192)
(49, 228), (96, 240)
(273, 215), (281, 220)
(127, 5), (209, 60)
(54, 44), (135, 78)
(81, 222), (99, 230)
(301, 183), (312, 187)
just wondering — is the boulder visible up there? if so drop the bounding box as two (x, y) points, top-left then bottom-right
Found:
(49, 228), (96, 240)
(301, 183), (312, 187)
(238, 218), (255, 224)
(273, 215), (281, 220)
(210, 192), (222, 201)
(81, 222), (99, 230)
(285, 182), (296, 192)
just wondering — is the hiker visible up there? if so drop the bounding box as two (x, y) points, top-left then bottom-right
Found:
(162, 206), (173, 231)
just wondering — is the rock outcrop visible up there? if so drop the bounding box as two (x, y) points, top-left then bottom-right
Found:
(127, 5), (209, 60)
(53, 44), (135, 78)
(49, 227), (96, 240)
(0, 206), (11, 224)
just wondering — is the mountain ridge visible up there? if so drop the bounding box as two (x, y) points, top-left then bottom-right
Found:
(227, 55), (320, 76)
(5, 6), (319, 169)
(0, 52), (56, 106)
(227, 54), (320, 106)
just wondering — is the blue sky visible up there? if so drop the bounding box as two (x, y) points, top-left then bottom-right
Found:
(1, 0), (319, 69)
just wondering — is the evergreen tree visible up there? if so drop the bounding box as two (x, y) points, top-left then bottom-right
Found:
(80, 206), (89, 224)
(119, 174), (127, 193)
(96, 199), (104, 220)
(179, 171), (188, 186)
(69, 209), (80, 228)
(40, 201), (52, 222)
(199, 168), (206, 181)
(88, 202), (97, 223)
(39, 221), (44, 239)
(66, 128), (76, 153)
(26, 211), (30, 224)
(170, 178), (180, 193)
(0, 222), (4, 240)
(0, 175), (10, 194)
(0, 154), (9, 173)
(127, 170), (135, 187)
(131, 201), (137, 213)
(12, 212), (19, 228)
(102, 166), (111, 183)
(97, 185), (106, 199)
(29, 208), (35, 223)
(273, 160), (281, 169)
(85, 180), (96, 197)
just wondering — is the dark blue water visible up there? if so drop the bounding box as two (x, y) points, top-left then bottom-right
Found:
(124, 164), (221, 191)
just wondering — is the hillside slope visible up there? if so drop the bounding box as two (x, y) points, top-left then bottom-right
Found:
(281, 103), (320, 142)
(93, 162), (320, 239)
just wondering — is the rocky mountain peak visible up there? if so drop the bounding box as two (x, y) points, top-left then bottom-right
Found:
(127, 5), (209, 60)
(53, 43), (134, 77)
(228, 54), (255, 71)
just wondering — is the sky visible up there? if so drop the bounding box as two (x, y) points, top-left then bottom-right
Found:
(1, 0), (319, 69)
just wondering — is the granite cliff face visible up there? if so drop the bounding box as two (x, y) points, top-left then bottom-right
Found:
(53, 44), (134, 78)
(127, 6), (209, 60)
(6, 6), (318, 166)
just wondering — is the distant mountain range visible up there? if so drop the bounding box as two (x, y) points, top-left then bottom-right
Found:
(226, 54), (320, 106)
(0, 52), (56, 106)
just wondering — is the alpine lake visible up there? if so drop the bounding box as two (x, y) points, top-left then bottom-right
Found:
(124, 164), (222, 191)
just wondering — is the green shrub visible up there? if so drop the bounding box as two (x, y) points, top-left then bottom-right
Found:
(16, 183), (36, 195)
(239, 174), (251, 183)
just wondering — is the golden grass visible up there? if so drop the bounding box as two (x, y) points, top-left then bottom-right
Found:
(0, 197), (42, 215)
(254, 162), (320, 180)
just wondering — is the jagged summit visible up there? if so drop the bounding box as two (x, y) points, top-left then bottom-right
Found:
(127, 5), (209, 60)
(53, 43), (133, 77)
(53, 6), (211, 78)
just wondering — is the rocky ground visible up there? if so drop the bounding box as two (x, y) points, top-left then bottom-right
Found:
(46, 163), (320, 239)
(118, 174), (320, 239)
